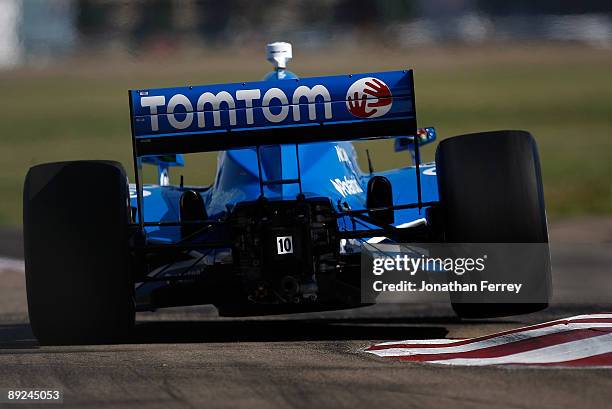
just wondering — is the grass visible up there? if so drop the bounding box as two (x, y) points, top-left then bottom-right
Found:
(1, 44), (611, 226)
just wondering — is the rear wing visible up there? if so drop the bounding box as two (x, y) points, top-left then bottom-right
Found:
(129, 70), (416, 156)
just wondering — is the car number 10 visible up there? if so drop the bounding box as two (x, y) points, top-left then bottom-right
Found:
(276, 236), (293, 255)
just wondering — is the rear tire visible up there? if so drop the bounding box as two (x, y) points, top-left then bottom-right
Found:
(24, 161), (134, 344)
(435, 130), (550, 318)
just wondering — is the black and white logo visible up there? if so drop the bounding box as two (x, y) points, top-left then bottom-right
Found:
(276, 236), (293, 255)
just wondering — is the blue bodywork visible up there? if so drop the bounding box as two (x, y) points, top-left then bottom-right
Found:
(130, 149), (438, 244)
(128, 69), (438, 246)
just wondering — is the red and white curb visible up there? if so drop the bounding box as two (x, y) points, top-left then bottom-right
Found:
(0, 257), (24, 273)
(366, 314), (612, 367)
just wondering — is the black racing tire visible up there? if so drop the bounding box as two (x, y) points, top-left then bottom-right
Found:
(23, 161), (134, 345)
(435, 130), (551, 318)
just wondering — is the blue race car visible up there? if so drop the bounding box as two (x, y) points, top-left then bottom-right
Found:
(23, 43), (550, 344)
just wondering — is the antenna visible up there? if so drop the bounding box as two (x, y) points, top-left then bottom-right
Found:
(366, 149), (374, 174)
(266, 42), (292, 69)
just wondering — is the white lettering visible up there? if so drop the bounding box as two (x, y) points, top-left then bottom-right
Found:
(262, 88), (289, 123)
(140, 95), (166, 131)
(335, 145), (350, 163)
(291, 85), (332, 121)
(167, 94), (194, 130)
(235, 89), (261, 125)
(197, 91), (236, 127)
(330, 176), (364, 198)
(145, 84), (337, 131)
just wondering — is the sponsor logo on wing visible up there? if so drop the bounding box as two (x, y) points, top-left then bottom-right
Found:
(330, 176), (364, 198)
(346, 77), (393, 118)
(140, 85), (333, 131)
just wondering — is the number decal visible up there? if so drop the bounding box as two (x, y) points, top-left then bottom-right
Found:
(276, 236), (293, 255)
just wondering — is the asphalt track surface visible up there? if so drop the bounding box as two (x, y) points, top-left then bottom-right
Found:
(0, 219), (611, 409)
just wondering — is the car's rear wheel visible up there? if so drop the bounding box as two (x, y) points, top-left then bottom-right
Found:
(435, 130), (551, 318)
(24, 161), (134, 344)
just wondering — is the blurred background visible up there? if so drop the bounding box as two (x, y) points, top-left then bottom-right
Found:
(1, 0), (611, 226)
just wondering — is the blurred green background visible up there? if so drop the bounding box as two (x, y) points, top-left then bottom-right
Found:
(1, 1), (611, 226)
(1, 46), (611, 226)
